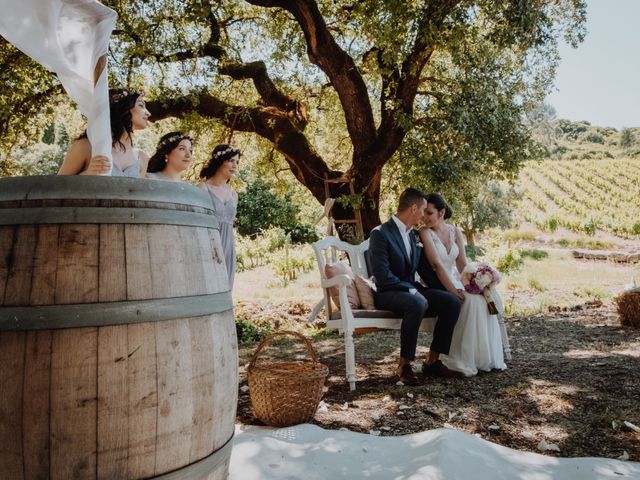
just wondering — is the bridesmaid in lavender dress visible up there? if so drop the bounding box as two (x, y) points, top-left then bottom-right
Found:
(146, 131), (193, 182)
(198, 144), (241, 289)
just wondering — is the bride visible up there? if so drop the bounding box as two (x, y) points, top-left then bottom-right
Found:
(418, 193), (506, 376)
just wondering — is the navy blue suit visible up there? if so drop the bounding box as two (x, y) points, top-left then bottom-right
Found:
(369, 219), (461, 360)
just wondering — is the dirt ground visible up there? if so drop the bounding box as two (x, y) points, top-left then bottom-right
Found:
(236, 300), (640, 461)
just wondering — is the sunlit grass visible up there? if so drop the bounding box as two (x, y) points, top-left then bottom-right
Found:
(498, 250), (635, 315)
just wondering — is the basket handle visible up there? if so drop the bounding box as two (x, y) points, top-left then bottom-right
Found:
(249, 330), (319, 370)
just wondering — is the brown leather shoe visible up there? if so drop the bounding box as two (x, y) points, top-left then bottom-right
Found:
(397, 364), (420, 386)
(422, 360), (464, 379)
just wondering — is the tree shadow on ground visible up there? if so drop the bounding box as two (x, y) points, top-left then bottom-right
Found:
(237, 305), (640, 460)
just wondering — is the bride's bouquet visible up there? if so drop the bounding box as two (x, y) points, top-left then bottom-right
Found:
(461, 263), (502, 314)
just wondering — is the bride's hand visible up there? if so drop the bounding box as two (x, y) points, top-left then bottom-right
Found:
(454, 289), (465, 302)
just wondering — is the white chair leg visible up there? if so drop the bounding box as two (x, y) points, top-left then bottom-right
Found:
(308, 298), (325, 322)
(344, 328), (357, 391)
(497, 314), (512, 360)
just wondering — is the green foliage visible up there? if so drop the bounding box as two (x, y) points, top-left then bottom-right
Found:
(15, 143), (64, 175)
(519, 249), (549, 261)
(583, 132), (604, 144)
(41, 124), (55, 144)
(544, 216), (559, 233)
(621, 128), (636, 148)
(236, 177), (318, 243)
(454, 182), (519, 246)
(236, 226), (287, 272)
(465, 245), (485, 261)
(235, 316), (272, 344)
(270, 243), (315, 285)
(493, 249), (524, 274)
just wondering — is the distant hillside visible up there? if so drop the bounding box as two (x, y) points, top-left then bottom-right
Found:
(516, 157), (640, 238)
(541, 119), (640, 161)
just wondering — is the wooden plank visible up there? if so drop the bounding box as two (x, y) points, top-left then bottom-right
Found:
(210, 311), (238, 449)
(126, 323), (157, 479)
(97, 326), (129, 479)
(50, 328), (98, 480)
(99, 225), (127, 302)
(124, 224), (152, 301)
(0, 226), (16, 305)
(3, 225), (37, 305)
(188, 317), (215, 461)
(180, 226), (207, 296)
(205, 229), (230, 294)
(54, 225), (99, 304)
(154, 318), (193, 475)
(148, 225), (187, 299)
(22, 330), (52, 480)
(29, 225), (60, 306)
(195, 228), (218, 295)
(0, 331), (26, 480)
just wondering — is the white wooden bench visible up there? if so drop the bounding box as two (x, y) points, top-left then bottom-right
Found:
(311, 236), (436, 390)
(311, 236), (512, 391)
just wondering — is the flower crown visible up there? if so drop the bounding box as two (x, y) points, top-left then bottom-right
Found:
(109, 89), (138, 104)
(158, 132), (191, 149)
(213, 147), (240, 159)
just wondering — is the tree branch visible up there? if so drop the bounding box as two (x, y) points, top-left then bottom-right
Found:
(148, 92), (337, 203)
(245, 0), (376, 155)
(219, 61), (307, 128)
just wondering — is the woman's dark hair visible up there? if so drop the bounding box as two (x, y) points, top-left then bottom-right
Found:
(147, 131), (193, 173)
(199, 144), (241, 180)
(425, 193), (452, 219)
(78, 88), (142, 151)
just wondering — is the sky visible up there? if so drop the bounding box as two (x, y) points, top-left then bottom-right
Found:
(546, 0), (640, 129)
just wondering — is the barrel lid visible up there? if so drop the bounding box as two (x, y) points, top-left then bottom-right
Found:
(0, 176), (214, 210)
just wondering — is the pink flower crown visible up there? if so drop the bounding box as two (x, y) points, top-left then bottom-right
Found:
(109, 89), (139, 104)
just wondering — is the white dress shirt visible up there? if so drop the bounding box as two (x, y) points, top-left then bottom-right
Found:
(391, 215), (417, 295)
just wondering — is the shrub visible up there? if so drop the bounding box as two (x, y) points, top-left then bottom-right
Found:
(584, 132), (604, 144)
(581, 218), (597, 236)
(465, 245), (485, 261)
(235, 316), (272, 344)
(494, 249), (524, 274)
(519, 248), (548, 261)
(545, 216), (559, 233)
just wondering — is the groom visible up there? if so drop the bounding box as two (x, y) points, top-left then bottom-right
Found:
(369, 188), (463, 385)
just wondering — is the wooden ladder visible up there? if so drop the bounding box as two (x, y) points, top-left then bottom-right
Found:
(323, 174), (364, 240)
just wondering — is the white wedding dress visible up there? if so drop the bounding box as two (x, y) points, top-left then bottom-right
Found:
(428, 227), (507, 376)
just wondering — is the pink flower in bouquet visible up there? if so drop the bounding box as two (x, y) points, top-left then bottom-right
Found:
(461, 263), (502, 314)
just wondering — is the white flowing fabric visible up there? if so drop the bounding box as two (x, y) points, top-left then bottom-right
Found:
(0, 0), (117, 168)
(428, 226), (507, 376)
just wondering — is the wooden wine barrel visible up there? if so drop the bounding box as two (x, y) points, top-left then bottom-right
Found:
(0, 176), (238, 480)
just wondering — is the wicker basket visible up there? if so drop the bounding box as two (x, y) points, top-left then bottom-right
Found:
(248, 330), (329, 427)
